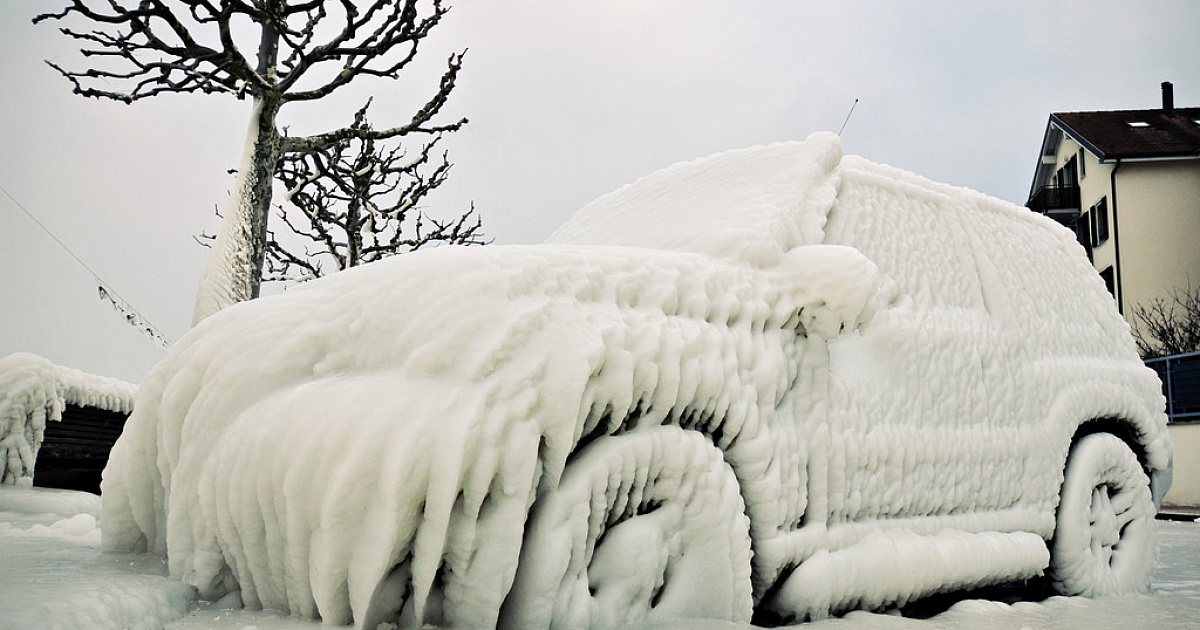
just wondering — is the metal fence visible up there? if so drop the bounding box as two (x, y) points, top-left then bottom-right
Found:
(1145, 350), (1200, 424)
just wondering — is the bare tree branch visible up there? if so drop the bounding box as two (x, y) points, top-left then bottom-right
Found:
(38, 0), (474, 315)
(1132, 280), (1200, 359)
(282, 51), (465, 152)
(267, 101), (485, 281)
(35, 0), (267, 102)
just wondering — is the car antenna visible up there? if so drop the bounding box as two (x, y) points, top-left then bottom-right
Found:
(838, 98), (859, 136)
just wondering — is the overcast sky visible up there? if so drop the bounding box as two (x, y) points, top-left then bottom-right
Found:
(2, 0), (1198, 383)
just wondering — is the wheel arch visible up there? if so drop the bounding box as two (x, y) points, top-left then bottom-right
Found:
(1050, 378), (1173, 508)
(1048, 375), (1170, 467)
(1067, 416), (1172, 509)
(1069, 417), (1152, 472)
(562, 403), (792, 605)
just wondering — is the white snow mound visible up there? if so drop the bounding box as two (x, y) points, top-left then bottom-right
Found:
(102, 132), (1169, 629)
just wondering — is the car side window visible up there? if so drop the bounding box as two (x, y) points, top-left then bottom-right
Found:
(824, 162), (987, 312)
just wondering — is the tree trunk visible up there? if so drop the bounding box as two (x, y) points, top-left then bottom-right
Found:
(192, 96), (282, 325)
(346, 152), (368, 269)
(192, 13), (281, 325)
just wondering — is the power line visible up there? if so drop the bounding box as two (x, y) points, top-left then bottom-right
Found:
(0, 182), (172, 348)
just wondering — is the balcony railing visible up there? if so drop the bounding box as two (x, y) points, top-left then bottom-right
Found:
(1145, 350), (1200, 424)
(1026, 184), (1081, 224)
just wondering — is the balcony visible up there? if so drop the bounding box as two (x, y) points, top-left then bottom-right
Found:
(1026, 184), (1081, 225)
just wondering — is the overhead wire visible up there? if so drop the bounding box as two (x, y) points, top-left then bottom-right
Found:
(0, 181), (172, 348)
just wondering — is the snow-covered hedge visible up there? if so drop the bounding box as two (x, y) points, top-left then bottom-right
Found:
(0, 353), (136, 485)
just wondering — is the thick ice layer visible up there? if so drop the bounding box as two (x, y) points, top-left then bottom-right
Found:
(104, 241), (875, 628)
(0, 487), (193, 630)
(0, 484), (102, 520)
(192, 100), (270, 325)
(547, 136), (841, 267)
(0, 353), (136, 485)
(102, 133), (1170, 628)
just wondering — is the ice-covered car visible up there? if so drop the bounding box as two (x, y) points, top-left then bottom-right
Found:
(101, 133), (1171, 629)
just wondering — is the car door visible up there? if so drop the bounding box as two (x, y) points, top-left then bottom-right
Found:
(817, 158), (999, 529)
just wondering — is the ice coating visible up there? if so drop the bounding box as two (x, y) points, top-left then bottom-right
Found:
(0, 353), (136, 485)
(547, 136), (841, 267)
(0, 486), (194, 630)
(101, 132), (1169, 628)
(192, 100), (270, 325)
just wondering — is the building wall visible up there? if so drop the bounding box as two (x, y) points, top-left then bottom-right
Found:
(1043, 130), (1200, 336)
(1046, 134), (1120, 297)
(1111, 160), (1200, 331)
(1164, 423), (1200, 509)
(1078, 144), (1119, 288)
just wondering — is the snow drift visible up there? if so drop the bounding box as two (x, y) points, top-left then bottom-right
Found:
(101, 133), (1170, 628)
(0, 353), (135, 486)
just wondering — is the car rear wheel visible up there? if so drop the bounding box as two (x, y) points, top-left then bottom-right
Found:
(1050, 432), (1156, 596)
(501, 425), (753, 630)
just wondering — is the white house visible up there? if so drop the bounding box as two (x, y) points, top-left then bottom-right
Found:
(1027, 82), (1200, 329)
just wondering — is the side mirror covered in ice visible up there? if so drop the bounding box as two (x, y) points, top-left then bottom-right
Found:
(768, 244), (882, 338)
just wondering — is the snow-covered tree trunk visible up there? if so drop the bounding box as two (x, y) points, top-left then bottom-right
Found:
(192, 99), (282, 324)
(192, 17), (283, 325)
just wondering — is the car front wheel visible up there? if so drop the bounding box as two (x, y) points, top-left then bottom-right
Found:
(501, 425), (753, 630)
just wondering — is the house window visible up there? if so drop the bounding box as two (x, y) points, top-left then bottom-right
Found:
(1099, 267), (1116, 298)
(1091, 197), (1109, 247)
(1078, 149), (1086, 179)
(1057, 156), (1078, 187)
(1075, 211), (1093, 262)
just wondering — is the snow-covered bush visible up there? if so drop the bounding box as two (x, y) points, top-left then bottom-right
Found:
(0, 353), (135, 486)
(101, 133), (1170, 629)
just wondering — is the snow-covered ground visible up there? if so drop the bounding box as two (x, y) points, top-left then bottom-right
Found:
(1, 486), (1198, 630)
(0, 487), (190, 630)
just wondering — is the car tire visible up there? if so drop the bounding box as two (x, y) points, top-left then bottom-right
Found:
(500, 425), (753, 630)
(1050, 432), (1156, 597)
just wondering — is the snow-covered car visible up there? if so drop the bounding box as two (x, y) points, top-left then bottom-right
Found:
(101, 133), (1171, 630)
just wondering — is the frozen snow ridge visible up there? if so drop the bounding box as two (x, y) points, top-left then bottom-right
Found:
(101, 132), (1169, 629)
(0, 353), (136, 486)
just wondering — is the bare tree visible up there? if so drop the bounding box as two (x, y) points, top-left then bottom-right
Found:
(266, 101), (485, 282)
(35, 0), (467, 324)
(1132, 281), (1200, 359)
